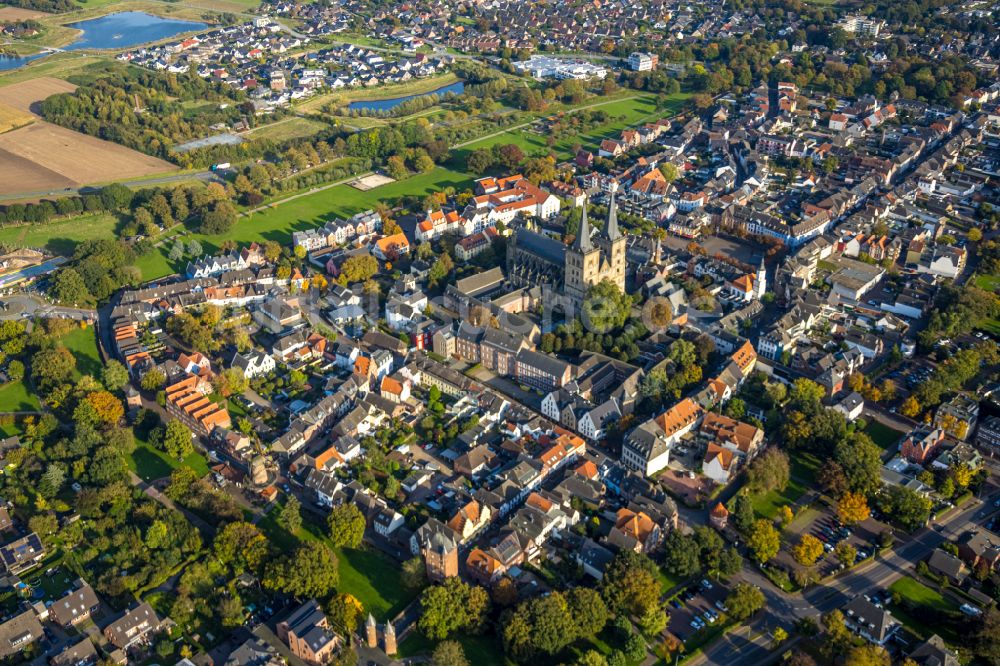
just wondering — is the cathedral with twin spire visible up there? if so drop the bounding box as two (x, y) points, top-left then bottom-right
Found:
(506, 186), (627, 310)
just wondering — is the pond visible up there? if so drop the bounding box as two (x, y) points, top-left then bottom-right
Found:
(0, 53), (45, 71)
(347, 80), (465, 112)
(64, 11), (207, 51)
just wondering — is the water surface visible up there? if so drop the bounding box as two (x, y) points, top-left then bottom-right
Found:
(347, 80), (465, 111)
(65, 11), (207, 51)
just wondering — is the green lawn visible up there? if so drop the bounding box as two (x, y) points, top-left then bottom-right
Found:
(865, 421), (904, 452)
(0, 379), (41, 412)
(448, 92), (688, 169)
(257, 500), (419, 620)
(751, 473), (808, 520)
(128, 440), (211, 482)
(398, 632), (507, 666)
(0, 213), (119, 255)
(974, 274), (1000, 293)
(61, 325), (102, 378)
(889, 577), (961, 642)
(137, 167), (472, 280)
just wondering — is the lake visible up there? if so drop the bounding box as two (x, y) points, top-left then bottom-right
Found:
(64, 11), (207, 51)
(347, 80), (465, 112)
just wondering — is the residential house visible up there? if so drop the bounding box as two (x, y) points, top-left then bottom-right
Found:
(49, 581), (100, 628)
(103, 602), (162, 650)
(842, 596), (897, 645)
(0, 532), (45, 574)
(901, 427), (946, 465)
(276, 600), (342, 666)
(411, 519), (459, 583)
(606, 508), (663, 553)
(0, 609), (44, 659)
(958, 530), (1000, 571)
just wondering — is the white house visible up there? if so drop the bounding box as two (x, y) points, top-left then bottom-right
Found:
(231, 350), (276, 379)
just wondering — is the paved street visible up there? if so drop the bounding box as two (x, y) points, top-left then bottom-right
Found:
(688, 495), (987, 665)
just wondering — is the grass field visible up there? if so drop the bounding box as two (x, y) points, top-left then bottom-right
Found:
(61, 324), (102, 377)
(398, 632), (507, 666)
(247, 117), (330, 142)
(975, 273), (1000, 293)
(749, 451), (823, 519)
(136, 166), (471, 280)
(865, 421), (904, 452)
(257, 500), (419, 620)
(128, 441), (211, 481)
(448, 92), (686, 168)
(889, 577), (960, 641)
(0, 379), (41, 411)
(0, 213), (119, 254)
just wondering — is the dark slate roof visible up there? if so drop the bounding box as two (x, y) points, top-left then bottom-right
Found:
(515, 229), (567, 265)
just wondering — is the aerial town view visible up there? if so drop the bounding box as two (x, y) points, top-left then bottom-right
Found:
(0, 0), (998, 663)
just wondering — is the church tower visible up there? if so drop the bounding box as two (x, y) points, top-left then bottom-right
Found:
(594, 184), (627, 293)
(564, 196), (601, 308)
(755, 255), (767, 299)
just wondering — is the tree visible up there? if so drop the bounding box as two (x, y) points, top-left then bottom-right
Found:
(835, 542), (857, 567)
(974, 608), (1000, 664)
(279, 496), (302, 534)
(729, 494), (755, 533)
(747, 519), (780, 563)
(772, 627), (788, 647)
(213, 521), (268, 573)
(793, 534), (825, 566)
(102, 360), (129, 392)
(31, 346), (76, 391)
(263, 542), (339, 598)
(746, 448), (790, 494)
(725, 583), (765, 621)
(600, 551), (660, 617)
(327, 503), (366, 548)
(6, 360), (23, 382)
(328, 593), (364, 634)
(837, 492), (871, 525)
(818, 460), (849, 498)
(169, 240), (185, 261)
(718, 548), (743, 578)
(835, 434), (883, 497)
(86, 391), (124, 425)
(844, 645), (890, 666)
(51, 268), (91, 305)
(663, 531), (701, 577)
(214, 367), (248, 397)
(968, 228), (983, 242)
(187, 239), (203, 257)
(900, 395), (922, 418)
(778, 505), (794, 527)
(402, 556), (428, 592)
(161, 419), (193, 460)
(140, 368), (166, 391)
(878, 485), (932, 530)
(502, 590), (601, 661)
(419, 577), (491, 640)
(432, 640), (468, 666)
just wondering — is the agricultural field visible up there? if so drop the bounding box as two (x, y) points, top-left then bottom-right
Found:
(0, 102), (35, 134)
(0, 6), (49, 20)
(0, 77), (175, 196)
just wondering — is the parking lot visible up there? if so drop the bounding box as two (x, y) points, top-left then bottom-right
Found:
(777, 504), (886, 578)
(665, 579), (732, 644)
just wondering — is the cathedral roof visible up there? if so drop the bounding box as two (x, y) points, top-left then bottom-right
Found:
(515, 229), (566, 265)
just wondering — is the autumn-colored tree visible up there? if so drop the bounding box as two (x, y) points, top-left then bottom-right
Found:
(837, 492), (871, 525)
(86, 391), (124, 425)
(900, 395), (922, 418)
(778, 505), (794, 527)
(747, 519), (780, 563)
(792, 534), (824, 566)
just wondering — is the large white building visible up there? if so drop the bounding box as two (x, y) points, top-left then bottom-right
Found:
(628, 52), (658, 71)
(513, 55), (607, 80)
